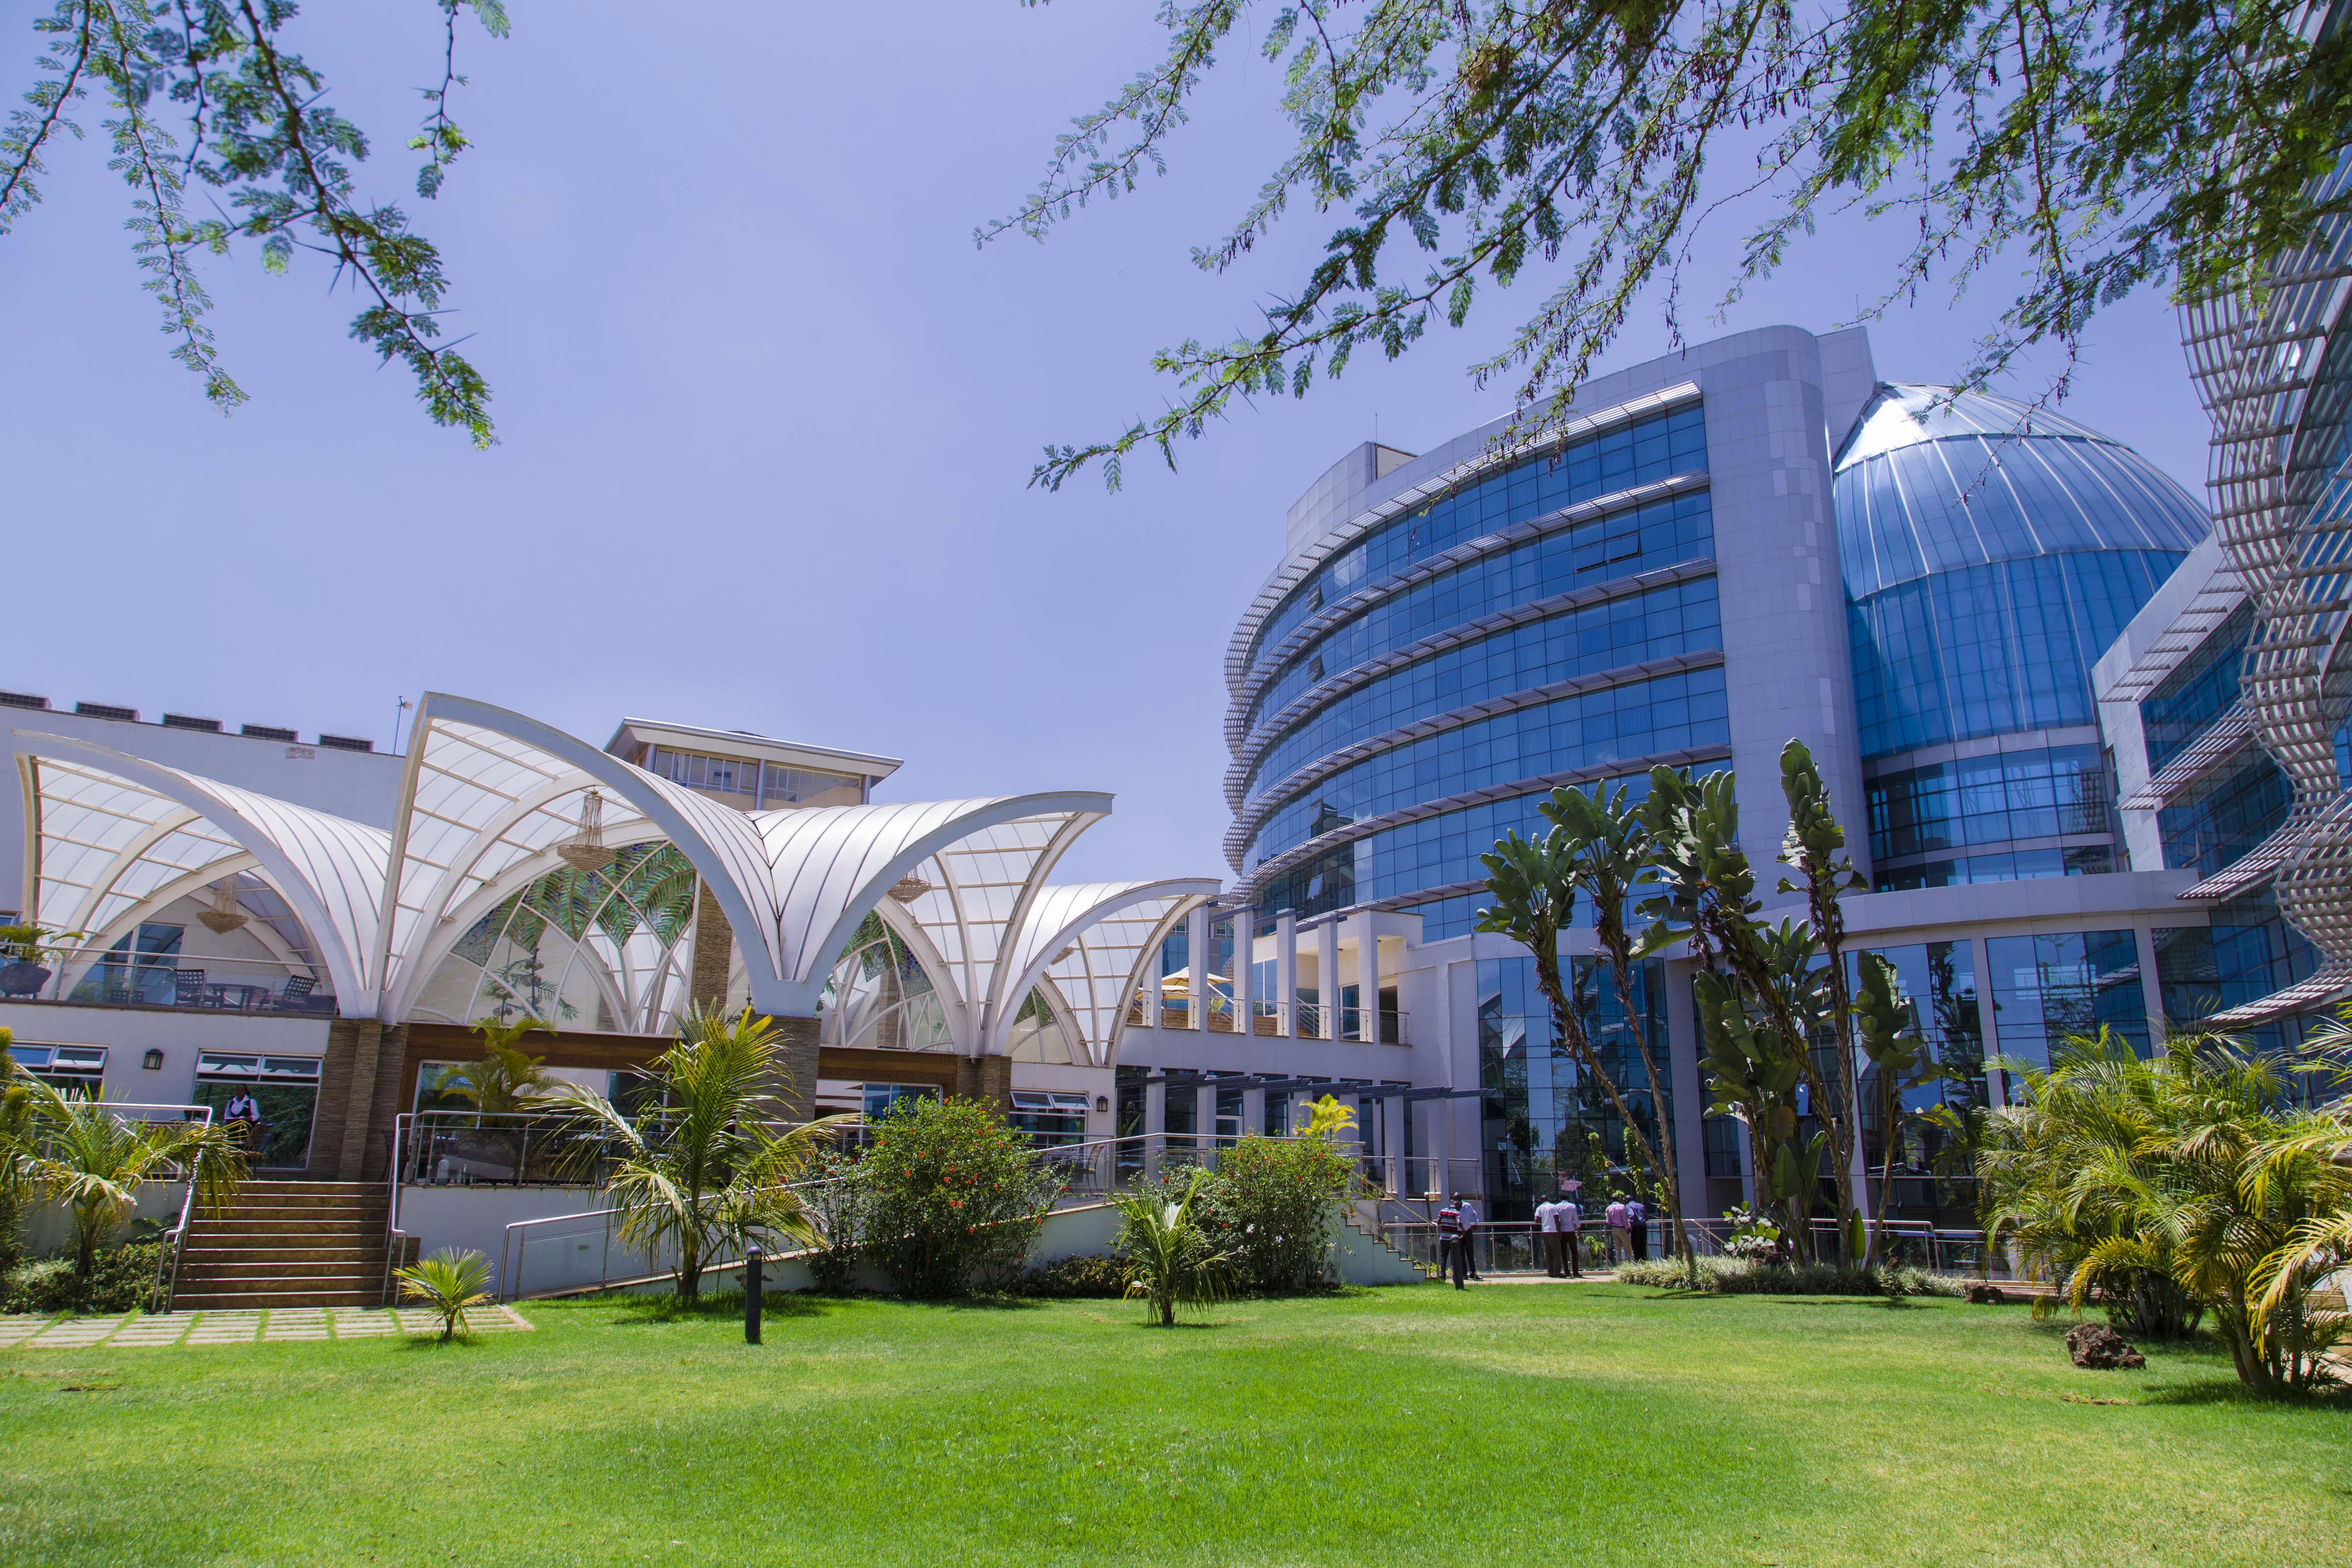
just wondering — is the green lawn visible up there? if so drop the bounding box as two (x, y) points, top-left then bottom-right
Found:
(1, 1284), (2343, 1566)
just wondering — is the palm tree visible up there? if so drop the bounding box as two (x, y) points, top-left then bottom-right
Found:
(0, 1066), (247, 1282)
(1113, 1169), (1234, 1326)
(543, 1006), (851, 1303)
(395, 1247), (497, 1341)
(426, 1015), (557, 1114)
(1980, 1031), (2350, 1391)
(0, 1061), (35, 1269)
(1540, 782), (1695, 1284)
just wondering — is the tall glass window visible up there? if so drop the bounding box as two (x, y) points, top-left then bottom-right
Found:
(2141, 602), (2255, 772)
(2152, 887), (2323, 1067)
(1845, 942), (1984, 1218)
(1476, 956), (1669, 1221)
(1248, 403), (1708, 676)
(1987, 930), (2150, 1068)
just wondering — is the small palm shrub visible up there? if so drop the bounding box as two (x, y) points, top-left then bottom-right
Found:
(856, 1096), (1059, 1298)
(1114, 1169), (1234, 1326)
(395, 1248), (496, 1341)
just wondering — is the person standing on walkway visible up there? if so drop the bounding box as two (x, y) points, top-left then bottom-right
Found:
(1536, 1196), (1562, 1276)
(1457, 1195), (1482, 1280)
(1438, 1197), (1466, 1288)
(1559, 1194), (1583, 1277)
(1628, 1196), (1649, 1262)
(1604, 1194), (1631, 1267)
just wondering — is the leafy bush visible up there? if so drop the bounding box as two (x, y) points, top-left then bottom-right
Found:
(2, 1241), (163, 1314)
(799, 1148), (870, 1294)
(1616, 1254), (1965, 1298)
(857, 1097), (1058, 1298)
(1018, 1253), (1129, 1298)
(1187, 1133), (1360, 1294)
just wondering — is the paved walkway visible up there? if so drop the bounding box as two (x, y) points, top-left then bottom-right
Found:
(0, 1305), (533, 1350)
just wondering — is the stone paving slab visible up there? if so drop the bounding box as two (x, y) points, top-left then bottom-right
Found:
(0, 1305), (532, 1349)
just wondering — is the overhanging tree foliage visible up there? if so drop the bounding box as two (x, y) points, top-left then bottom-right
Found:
(994, 0), (2352, 489)
(3, 1), (507, 444)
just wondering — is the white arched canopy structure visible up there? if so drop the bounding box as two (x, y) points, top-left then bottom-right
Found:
(995, 880), (1218, 1062)
(13, 734), (393, 1011)
(14, 697), (1183, 1038)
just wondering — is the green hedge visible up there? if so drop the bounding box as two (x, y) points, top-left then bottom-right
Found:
(2, 1242), (164, 1314)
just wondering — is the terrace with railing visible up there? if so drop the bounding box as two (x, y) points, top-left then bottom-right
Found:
(0, 944), (332, 1014)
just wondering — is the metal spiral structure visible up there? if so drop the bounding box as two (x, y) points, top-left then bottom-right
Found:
(2178, 151), (2352, 1022)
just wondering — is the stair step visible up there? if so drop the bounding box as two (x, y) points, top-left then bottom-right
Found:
(212, 1201), (384, 1216)
(173, 1290), (385, 1309)
(181, 1258), (384, 1277)
(190, 1219), (381, 1234)
(182, 1246), (387, 1265)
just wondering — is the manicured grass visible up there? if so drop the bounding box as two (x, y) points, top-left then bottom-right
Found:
(1, 1284), (2344, 1566)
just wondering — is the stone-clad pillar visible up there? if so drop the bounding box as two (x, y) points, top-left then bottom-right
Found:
(690, 881), (733, 1013)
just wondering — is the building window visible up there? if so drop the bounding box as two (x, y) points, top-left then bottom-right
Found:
(2152, 888), (2324, 1074)
(1009, 1091), (1091, 1148)
(194, 1051), (322, 1169)
(70, 921), (183, 1005)
(2156, 748), (2293, 878)
(2140, 601), (2255, 772)
(1, 1042), (105, 1092)
(860, 1082), (941, 1120)
(1987, 930), (2149, 1070)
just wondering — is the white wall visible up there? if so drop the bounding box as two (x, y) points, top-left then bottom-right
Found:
(0, 1000), (332, 1107)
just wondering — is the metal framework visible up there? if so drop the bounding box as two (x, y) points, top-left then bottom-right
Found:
(2179, 143), (2352, 1022)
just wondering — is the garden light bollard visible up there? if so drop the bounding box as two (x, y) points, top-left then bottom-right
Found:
(745, 1245), (763, 1345)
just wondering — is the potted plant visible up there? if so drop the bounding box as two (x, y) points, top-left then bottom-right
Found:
(0, 924), (82, 1001)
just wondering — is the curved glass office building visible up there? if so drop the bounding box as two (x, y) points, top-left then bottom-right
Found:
(1835, 386), (2208, 890)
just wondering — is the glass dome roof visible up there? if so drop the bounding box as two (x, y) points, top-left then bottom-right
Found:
(1835, 383), (2209, 600)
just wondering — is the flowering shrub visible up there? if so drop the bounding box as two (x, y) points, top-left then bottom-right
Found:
(855, 1097), (1058, 1298)
(1185, 1131), (1362, 1294)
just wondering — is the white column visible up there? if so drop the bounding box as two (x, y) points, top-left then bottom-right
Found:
(1196, 1081), (1218, 1151)
(1232, 913), (1255, 1036)
(1275, 912), (1299, 1038)
(1352, 915), (1381, 1042)
(1242, 1085), (1266, 1140)
(1144, 1078), (1166, 1183)
(1186, 903), (1213, 1032)
(1383, 1094), (1407, 1195)
(1316, 920), (1341, 1041)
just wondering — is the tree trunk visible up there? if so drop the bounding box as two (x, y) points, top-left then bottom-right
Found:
(74, 1207), (100, 1281)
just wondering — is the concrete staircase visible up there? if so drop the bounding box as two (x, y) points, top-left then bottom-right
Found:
(171, 1181), (390, 1310)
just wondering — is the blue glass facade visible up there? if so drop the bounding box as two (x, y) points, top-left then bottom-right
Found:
(1243, 490), (1714, 742)
(1866, 744), (2116, 890)
(1241, 577), (1721, 804)
(1244, 666), (1730, 870)
(1836, 386), (2207, 762)
(2154, 888), (2325, 1074)
(1246, 404), (1708, 679)
(2157, 749), (2294, 878)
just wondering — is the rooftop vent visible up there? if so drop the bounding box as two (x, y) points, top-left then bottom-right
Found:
(240, 724), (298, 743)
(75, 702), (138, 722)
(316, 733), (373, 753)
(0, 691), (49, 711)
(162, 714), (223, 733)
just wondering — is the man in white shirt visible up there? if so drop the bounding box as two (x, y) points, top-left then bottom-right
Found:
(1558, 1196), (1583, 1277)
(1535, 1197), (1562, 1276)
(1456, 1196), (1482, 1281)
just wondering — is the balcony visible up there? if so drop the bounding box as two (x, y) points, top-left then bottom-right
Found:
(0, 947), (335, 1015)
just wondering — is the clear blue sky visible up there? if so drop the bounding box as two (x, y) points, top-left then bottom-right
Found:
(0, 4), (2211, 887)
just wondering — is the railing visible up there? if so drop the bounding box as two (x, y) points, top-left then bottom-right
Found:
(3, 944), (334, 1013)
(1383, 1216), (2018, 1280)
(1121, 998), (1408, 1042)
